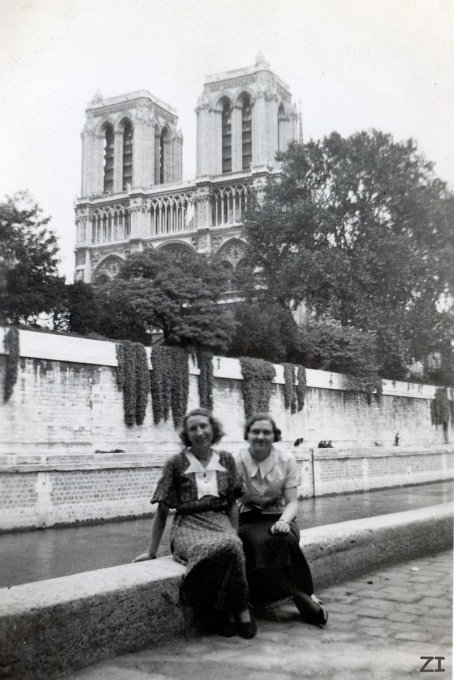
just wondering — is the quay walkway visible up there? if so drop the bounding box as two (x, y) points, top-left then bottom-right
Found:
(67, 550), (453, 680)
(0, 480), (453, 588)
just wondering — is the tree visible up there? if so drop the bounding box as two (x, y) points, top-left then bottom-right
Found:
(242, 133), (454, 376)
(228, 302), (301, 363)
(0, 192), (65, 324)
(297, 322), (379, 378)
(95, 249), (237, 352)
(63, 281), (104, 336)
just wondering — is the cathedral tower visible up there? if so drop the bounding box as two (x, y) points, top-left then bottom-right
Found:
(74, 57), (299, 284)
(81, 90), (182, 197)
(196, 52), (298, 177)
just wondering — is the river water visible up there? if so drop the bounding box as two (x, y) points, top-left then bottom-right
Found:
(0, 480), (452, 588)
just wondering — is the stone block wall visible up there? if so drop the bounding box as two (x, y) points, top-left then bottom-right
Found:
(0, 328), (452, 530)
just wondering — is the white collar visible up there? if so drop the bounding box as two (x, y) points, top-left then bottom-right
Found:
(241, 446), (276, 480)
(184, 449), (226, 474)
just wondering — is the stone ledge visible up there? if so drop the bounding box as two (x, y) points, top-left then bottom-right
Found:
(0, 504), (452, 679)
(1, 446), (451, 473)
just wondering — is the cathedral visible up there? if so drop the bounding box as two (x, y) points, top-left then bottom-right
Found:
(74, 54), (299, 284)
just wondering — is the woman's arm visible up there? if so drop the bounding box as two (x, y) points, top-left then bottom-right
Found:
(270, 487), (298, 534)
(133, 502), (169, 562)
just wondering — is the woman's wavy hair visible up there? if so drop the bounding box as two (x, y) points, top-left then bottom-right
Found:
(243, 413), (282, 442)
(179, 408), (224, 447)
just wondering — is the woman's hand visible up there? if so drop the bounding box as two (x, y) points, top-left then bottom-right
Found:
(270, 519), (291, 535)
(132, 551), (156, 563)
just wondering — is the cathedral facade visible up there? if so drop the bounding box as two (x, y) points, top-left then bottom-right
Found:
(74, 54), (299, 284)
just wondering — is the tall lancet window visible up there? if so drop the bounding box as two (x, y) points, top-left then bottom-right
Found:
(221, 99), (232, 174)
(103, 124), (114, 193)
(278, 104), (286, 153)
(160, 128), (169, 184)
(241, 95), (252, 170)
(122, 120), (133, 190)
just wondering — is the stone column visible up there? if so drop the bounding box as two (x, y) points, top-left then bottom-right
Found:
(81, 123), (104, 196)
(132, 106), (154, 188)
(194, 182), (212, 233)
(251, 93), (266, 167)
(196, 97), (210, 177)
(128, 197), (147, 239)
(265, 96), (279, 166)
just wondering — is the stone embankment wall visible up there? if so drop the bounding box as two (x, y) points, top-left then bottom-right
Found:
(0, 328), (452, 530)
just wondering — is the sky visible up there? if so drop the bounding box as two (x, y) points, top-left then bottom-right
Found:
(1, 0), (453, 279)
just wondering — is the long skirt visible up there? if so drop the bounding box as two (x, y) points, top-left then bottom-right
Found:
(171, 510), (249, 614)
(238, 512), (314, 605)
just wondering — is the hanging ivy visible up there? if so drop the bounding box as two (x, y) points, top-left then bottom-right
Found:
(116, 341), (150, 426)
(296, 365), (307, 412)
(135, 343), (150, 425)
(150, 346), (171, 425)
(240, 357), (276, 418)
(283, 363), (297, 413)
(431, 387), (450, 427)
(150, 346), (189, 427)
(197, 350), (214, 411)
(3, 327), (20, 403)
(169, 347), (189, 427)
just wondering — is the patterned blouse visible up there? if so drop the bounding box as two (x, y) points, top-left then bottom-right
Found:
(152, 449), (243, 514)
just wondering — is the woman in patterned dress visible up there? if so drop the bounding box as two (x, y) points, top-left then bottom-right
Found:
(234, 413), (328, 627)
(134, 408), (256, 638)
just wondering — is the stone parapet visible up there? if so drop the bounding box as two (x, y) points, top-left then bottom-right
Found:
(0, 504), (452, 679)
(0, 446), (452, 531)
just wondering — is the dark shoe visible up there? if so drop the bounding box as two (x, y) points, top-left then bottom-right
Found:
(238, 614), (257, 639)
(217, 614), (237, 637)
(316, 606), (328, 628)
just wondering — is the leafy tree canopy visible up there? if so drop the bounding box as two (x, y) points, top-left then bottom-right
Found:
(0, 192), (65, 324)
(243, 132), (454, 375)
(85, 249), (237, 352)
(228, 302), (301, 363)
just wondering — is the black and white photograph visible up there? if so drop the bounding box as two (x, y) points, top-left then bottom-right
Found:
(0, 1), (453, 678)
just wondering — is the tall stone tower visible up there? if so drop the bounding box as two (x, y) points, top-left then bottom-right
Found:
(196, 52), (297, 177)
(74, 56), (298, 284)
(80, 90), (182, 197)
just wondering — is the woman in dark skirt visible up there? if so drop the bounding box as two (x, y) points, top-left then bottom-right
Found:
(134, 408), (256, 638)
(234, 413), (328, 626)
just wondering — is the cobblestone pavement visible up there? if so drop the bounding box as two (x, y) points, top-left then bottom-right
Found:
(69, 550), (452, 680)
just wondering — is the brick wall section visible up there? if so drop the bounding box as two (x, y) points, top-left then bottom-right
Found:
(0, 329), (452, 529)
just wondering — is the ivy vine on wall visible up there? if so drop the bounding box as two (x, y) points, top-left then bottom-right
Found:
(116, 341), (149, 426)
(296, 365), (307, 412)
(3, 327), (20, 403)
(239, 357), (276, 418)
(197, 350), (214, 411)
(431, 387), (450, 427)
(150, 346), (189, 427)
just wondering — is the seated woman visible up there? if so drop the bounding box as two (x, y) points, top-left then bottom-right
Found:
(234, 413), (328, 627)
(134, 408), (256, 638)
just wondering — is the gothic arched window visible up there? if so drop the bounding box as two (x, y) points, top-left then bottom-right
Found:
(221, 99), (232, 174)
(241, 95), (252, 170)
(103, 124), (114, 193)
(278, 104), (286, 153)
(122, 120), (133, 189)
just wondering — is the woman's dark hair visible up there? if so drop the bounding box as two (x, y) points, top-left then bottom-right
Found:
(179, 408), (224, 447)
(243, 413), (282, 442)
